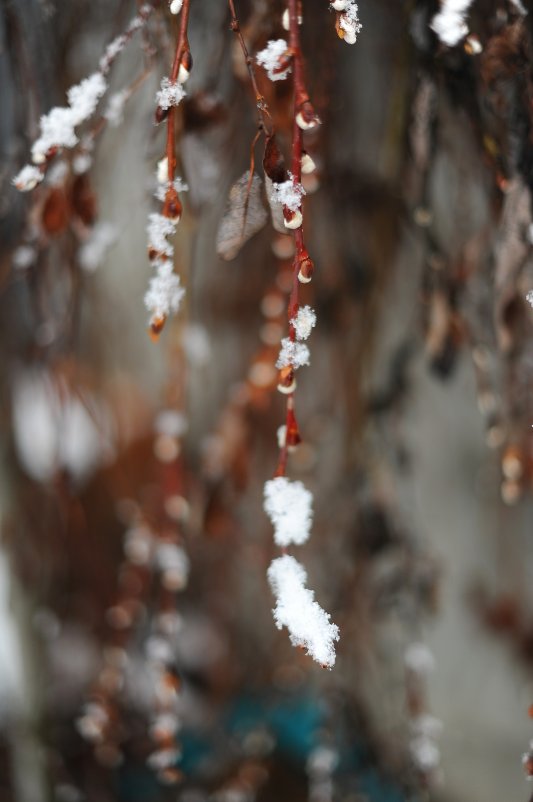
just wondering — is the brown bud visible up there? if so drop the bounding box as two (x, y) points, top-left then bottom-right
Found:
(277, 366), (296, 394)
(163, 187), (182, 221)
(155, 106), (169, 124)
(149, 316), (166, 341)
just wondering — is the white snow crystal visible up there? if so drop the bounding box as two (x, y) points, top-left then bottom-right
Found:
(144, 262), (185, 321)
(147, 213), (177, 257)
(256, 39), (291, 81)
(12, 164), (43, 191)
(156, 77), (186, 110)
(154, 177), (189, 202)
(270, 173), (305, 212)
(31, 73), (107, 162)
(292, 306), (316, 340)
(526, 289), (533, 308)
(430, 0), (473, 46)
(276, 337), (310, 369)
(170, 0), (183, 12)
(267, 555), (339, 668)
(67, 73), (107, 124)
(264, 476), (313, 547)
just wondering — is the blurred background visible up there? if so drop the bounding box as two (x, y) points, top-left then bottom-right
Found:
(1, 0), (533, 800)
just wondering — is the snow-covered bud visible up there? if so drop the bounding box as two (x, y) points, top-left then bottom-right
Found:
(169, 0), (183, 13)
(336, 2), (362, 44)
(256, 39), (292, 82)
(301, 151), (316, 174)
(283, 208), (303, 230)
(342, 27), (357, 44)
(12, 165), (44, 191)
(277, 366), (296, 394)
(177, 50), (192, 84)
(331, 0), (348, 9)
(296, 101), (321, 131)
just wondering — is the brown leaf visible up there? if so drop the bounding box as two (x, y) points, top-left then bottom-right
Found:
(216, 171), (268, 260)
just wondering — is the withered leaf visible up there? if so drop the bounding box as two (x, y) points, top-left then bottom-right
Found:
(216, 170), (268, 261)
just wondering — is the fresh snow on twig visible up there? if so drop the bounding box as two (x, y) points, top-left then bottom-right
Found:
(256, 39), (291, 81)
(144, 261), (185, 323)
(264, 477), (313, 547)
(155, 178), (189, 202)
(31, 73), (107, 163)
(268, 555), (339, 667)
(156, 77), (186, 110)
(430, 0), (474, 46)
(147, 213), (177, 258)
(12, 165), (43, 191)
(270, 173), (305, 212)
(276, 338), (310, 369)
(292, 306), (316, 340)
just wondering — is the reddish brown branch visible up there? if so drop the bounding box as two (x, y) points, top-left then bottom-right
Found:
(166, 0), (191, 185)
(227, 0), (273, 135)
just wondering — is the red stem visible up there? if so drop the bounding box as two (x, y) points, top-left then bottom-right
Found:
(166, 0), (191, 184)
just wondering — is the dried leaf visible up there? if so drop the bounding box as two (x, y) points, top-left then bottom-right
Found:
(216, 171), (268, 261)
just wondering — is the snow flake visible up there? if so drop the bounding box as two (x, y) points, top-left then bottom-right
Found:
(256, 39), (291, 81)
(276, 337), (310, 369)
(156, 77), (185, 110)
(144, 262), (185, 322)
(526, 289), (533, 308)
(292, 305), (316, 340)
(12, 165), (43, 191)
(270, 172), (305, 212)
(267, 555), (339, 668)
(264, 476), (313, 547)
(147, 213), (177, 258)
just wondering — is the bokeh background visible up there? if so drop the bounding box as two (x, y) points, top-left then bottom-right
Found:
(1, 1), (533, 801)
